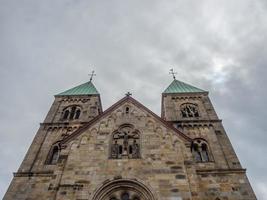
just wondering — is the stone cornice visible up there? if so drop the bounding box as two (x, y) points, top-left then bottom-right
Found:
(14, 171), (54, 177)
(172, 119), (222, 123)
(196, 168), (246, 175)
(40, 122), (88, 126)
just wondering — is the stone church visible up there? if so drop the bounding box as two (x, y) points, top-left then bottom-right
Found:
(4, 78), (256, 200)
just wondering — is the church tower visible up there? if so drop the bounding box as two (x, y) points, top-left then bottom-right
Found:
(5, 80), (102, 196)
(161, 78), (256, 198)
(161, 78), (241, 168)
(4, 77), (256, 200)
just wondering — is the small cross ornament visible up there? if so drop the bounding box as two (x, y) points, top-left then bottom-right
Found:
(169, 68), (177, 80)
(88, 70), (96, 82)
(125, 92), (132, 96)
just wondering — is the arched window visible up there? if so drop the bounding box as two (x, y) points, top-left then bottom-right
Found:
(93, 179), (155, 200)
(110, 125), (140, 159)
(109, 192), (140, 200)
(181, 103), (199, 118)
(62, 106), (81, 120)
(47, 145), (60, 165)
(125, 107), (130, 114)
(201, 143), (209, 162)
(191, 139), (211, 162)
(63, 110), (69, 120)
(75, 109), (81, 119)
(69, 106), (76, 120)
(129, 145), (133, 154)
(119, 145), (123, 155)
(192, 143), (202, 162)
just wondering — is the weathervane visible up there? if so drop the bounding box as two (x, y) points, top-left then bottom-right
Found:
(169, 68), (177, 80)
(88, 70), (96, 82)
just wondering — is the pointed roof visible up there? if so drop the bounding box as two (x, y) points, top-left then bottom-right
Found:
(56, 81), (99, 96)
(59, 96), (192, 145)
(163, 79), (206, 94)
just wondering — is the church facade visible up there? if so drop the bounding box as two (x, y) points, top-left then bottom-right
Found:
(4, 79), (256, 200)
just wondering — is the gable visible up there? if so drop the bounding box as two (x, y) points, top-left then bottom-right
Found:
(60, 96), (191, 146)
(58, 97), (193, 199)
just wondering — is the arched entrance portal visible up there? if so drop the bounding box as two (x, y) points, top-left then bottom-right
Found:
(92, 179), (157, 200)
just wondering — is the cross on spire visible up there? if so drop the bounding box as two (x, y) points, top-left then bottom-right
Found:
(169, 68), (177, 80)
(88, 70), (96, 82)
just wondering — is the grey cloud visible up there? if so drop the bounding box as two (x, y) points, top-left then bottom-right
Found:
(1, 0), (267, 198)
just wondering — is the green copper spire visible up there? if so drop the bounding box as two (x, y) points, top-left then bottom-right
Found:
(56, 81), (99, 96)
(163, 79), (206, 94)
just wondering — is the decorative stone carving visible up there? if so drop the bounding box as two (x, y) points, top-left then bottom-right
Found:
(110, 125), (140, 159)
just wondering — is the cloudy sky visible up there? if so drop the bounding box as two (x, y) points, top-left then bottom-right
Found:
(0, 0), (267, 199)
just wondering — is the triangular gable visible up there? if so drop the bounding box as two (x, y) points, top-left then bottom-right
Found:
(60, 96), (192, 146)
